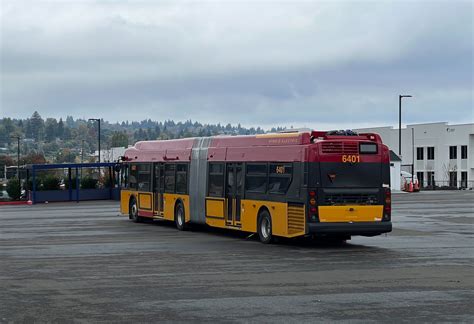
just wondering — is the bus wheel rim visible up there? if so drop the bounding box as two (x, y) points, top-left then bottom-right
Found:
(177, 209), (183, 226)
(132, 204), (137, 217)
(261, 217), (270, 238)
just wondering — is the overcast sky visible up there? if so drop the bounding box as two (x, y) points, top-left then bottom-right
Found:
(1, 0), (472, 129)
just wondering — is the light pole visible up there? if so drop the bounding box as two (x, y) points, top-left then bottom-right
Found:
(88, 118), (101, 163)
(399, 95), (412, 156)
(10, 136), (21, 197)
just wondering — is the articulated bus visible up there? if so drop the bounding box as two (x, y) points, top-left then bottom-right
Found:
(120, 130), (392, 243)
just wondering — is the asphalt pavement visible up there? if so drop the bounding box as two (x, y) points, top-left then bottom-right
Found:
(0, 191), (473, 323)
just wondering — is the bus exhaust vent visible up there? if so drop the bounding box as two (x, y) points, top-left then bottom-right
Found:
(324, 193), (378, 205)
(287, 203), (305, 235)
(322, 142), (359, 154)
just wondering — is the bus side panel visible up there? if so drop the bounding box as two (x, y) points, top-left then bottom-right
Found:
(163, 193), (190, 222)
(120, 190), (133, 215)
(138, 192), (153, 211)
(205, 198), (226, 228)
(240, 200), (288, 237)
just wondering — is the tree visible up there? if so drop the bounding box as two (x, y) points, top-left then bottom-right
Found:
(0, 155), (14, 167)
(57, 118), (64, 139)
(56, 148), (76, 163)
(28, 111), (44, 141)
(45, 118), (58, 142)
(20, 153), (47, 165)
(6, 178), (21, 200)
(111, 131), (129, 147)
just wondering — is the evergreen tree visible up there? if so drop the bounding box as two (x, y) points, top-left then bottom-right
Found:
(45, 118), (58, 142)
(29, 111), (44, 141)
(111, 131), (129, 147)
(57, 118), (64, 139)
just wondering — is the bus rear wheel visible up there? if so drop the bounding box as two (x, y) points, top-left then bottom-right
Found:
(175, 202), (186, 231)
(129, 197), (140, 223)
(257, 210), (273, 244)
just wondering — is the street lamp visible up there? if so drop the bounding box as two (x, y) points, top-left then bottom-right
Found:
(10, 135), (21, 197)
(399, 95), (412, 156)
(88, 118), (101, 163)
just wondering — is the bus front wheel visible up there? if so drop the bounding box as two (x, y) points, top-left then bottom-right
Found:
(175, 202), (186, 231)
(129, 197), (140, 223)
(257, 210), (273, 244)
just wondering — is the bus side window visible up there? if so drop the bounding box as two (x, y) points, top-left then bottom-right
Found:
(137, 163), (151, 191)
(176, 164), (188, 194)
(129, 164), (138, 190)
(245, 163), (268, 193)
(165, 164), (176, 193)
(208, 163), (224, 197)
(268, 163), (293, 194)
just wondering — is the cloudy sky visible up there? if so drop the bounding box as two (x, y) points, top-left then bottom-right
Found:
(1, 0), (472, 129)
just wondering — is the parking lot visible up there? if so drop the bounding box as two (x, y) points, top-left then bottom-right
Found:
(1, 191), (473, 323)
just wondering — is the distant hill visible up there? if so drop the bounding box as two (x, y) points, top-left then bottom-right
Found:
(0, 112), (286, 164)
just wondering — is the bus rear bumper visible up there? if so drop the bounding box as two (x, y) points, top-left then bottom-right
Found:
(308, 222), (392, 236)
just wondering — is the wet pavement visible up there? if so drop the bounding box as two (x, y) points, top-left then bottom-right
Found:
(0, 191), (473, 323)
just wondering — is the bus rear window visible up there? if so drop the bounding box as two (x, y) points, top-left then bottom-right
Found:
(360, 143), (377, 154)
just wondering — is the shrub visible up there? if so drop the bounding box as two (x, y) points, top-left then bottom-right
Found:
(42, 175), (61, 191)
(64, 177), (78, 189)
(81, 177), (98, 189)
(6, 178), (21, 200)
(99, 175), (114, 188)
(26, 177), (42, 191)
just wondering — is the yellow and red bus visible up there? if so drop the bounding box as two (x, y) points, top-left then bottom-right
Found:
(120, 130), (392, 243)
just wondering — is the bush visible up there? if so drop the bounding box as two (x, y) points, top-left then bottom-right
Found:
(81, 177), (98, 189)
(64, 177), (78, 189)
(6, 178), (21, 200)
(26, 177), (42, 191)
(42, 175), (61, 190)
(99, 175), (114, 188)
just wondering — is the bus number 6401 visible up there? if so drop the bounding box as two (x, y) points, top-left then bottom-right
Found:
(342, 155), (360, 163)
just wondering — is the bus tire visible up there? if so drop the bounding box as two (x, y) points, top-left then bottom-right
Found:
(257, 209), (273, 244)
(175, 201), (186, 231)
(129, 197), (140, 223)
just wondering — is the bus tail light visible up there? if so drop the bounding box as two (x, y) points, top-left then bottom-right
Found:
(383, 188), (391, 221)
(309, 191), (318, 222)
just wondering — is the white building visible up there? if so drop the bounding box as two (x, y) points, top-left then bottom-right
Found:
(354, 122), (474, 189)
(92, 147), (126, 163)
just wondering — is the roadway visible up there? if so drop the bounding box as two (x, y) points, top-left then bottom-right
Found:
(0, 191), (473, 322)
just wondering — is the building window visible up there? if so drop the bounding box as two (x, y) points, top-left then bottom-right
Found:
(164, 164), (176, 193)
(449, 171), (457, 188)
(427, 147), (435, 160)
(137, 163), (151, 192)
(461, 172), (467, 188)
(416, 147), (424, 160)
(449, 146), (457, 159)
(176, 164), (188, 194)
(245, 163), (268, 193)
(417, 172), (424, 188)
(208, 163), (225, 197)
(268, 163), (293, 194)
(461, 145), (467, 159)
(427, 171), (435, 187)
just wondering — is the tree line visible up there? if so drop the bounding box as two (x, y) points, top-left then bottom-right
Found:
(0, 111), (285, 166)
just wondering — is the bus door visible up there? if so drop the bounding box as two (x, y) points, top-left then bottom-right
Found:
(154, 163), (165, 216)
(226, 163), (243, 226)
